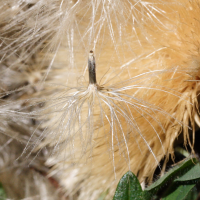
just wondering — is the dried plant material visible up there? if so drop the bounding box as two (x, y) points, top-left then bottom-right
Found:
(0, 0), (200, 200)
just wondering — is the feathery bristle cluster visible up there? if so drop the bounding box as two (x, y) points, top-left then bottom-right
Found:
(0, 0), (200, 200)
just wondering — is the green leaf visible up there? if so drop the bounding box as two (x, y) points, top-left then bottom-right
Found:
(0, 183), (6, 199)
(145, 158), (198, 194)
(174, 162), (200, 182)
(113, 171), (143, 200)
(113, 158), (200, 200)
(161, 160), (200, 200)
(184, 186), (198, 200)
(162, 183), (196, 200)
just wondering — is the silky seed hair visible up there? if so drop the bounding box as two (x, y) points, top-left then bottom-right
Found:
(1, 0), (200, 199)
(2, 50), (191, 170)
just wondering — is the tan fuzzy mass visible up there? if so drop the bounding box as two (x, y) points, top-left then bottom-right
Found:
(1, 0), (200, 200)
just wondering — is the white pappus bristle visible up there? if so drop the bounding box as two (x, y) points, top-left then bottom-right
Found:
(0, 0), (200, 199)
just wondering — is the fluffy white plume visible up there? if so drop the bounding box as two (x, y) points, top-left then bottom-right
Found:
(0, 0), (200, 199)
